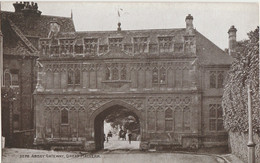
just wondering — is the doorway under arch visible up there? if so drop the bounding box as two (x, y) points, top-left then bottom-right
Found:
(92, 101), (142, 151)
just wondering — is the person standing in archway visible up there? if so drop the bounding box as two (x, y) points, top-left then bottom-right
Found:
(128, 130), (132, 144)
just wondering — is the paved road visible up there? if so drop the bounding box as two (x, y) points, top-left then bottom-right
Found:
(104, 135), (140, 150)
(2, 148), (226, 163)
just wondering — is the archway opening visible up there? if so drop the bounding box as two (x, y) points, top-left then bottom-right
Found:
(94, 105), (140, 150)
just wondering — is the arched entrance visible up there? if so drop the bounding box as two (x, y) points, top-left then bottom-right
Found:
(91, 100), (142, 150)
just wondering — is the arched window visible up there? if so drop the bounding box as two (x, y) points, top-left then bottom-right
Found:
(4, 69), (12, 87)
(209, 104), (224, 131)
(67, 70), (74, 85)
(174, 106), (182, 131)
(61, 108), (68, 124)
(152, 67), (158, 84)
(3, 69), (19, 87)
(74, 69), (80, 85)
(183, 106), (190, 131)
(105, 67), (110, 80)
(112, 67), (119, 80)
(160, 67), (166, 84)
(67, 67), (81, 86)
(217, 71), (224, 88)
(121, 66), (127, 80)
(165, 108), (173, 131)
(210, 71), (216, 88)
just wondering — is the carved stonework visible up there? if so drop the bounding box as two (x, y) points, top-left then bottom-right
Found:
(147, 95), (192, 110)
(86, 98), (145, 111)
(44, 96), (86, 111)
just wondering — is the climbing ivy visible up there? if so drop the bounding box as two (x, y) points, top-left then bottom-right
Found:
(222, 27), (259, 133)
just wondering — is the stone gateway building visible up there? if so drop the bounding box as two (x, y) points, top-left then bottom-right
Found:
(2, 3), (235, 150)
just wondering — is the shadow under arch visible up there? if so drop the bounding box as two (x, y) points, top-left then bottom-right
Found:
(89, 100), (143, 150)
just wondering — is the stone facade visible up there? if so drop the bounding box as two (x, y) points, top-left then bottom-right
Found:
(33, 13), (233, 150)
(1, 3), (233, 150)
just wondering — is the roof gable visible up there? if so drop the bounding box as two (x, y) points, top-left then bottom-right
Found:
(1, 11), (75, 38)
(195, 31), (234, 65)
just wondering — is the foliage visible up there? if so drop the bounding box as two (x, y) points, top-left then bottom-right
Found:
(105, 108), (140, 133)
(222, 27), (259, 133)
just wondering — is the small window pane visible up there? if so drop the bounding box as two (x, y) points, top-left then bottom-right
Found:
(217, 119), (224, 131)
(210, 71), (216, 88)
(165, 120), (172, 131)
(217, 71), (224, 88)
(160, 68), (166, 84)
(165, 108), (172, 118)
(152, 68), (158, 84)
(121, 66), (127, 80)
(68, 71), (74, 85)
(209, 119), (216, 131)
(209, 108), (216, 118)
(61, 109), (68, 124)
(112, 67), (119, 80)
(75, 70), (80, 85)
(105, 67), (110, 80)
(217, 106), (223, 118)
(4, 72), (11, 87)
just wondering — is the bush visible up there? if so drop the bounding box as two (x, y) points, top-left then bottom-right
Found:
(222, 27), (259, 134)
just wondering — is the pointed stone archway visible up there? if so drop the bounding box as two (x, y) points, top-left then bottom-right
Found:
(88, 100), (144, 151)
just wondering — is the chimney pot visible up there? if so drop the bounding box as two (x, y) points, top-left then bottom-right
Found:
(228, 25), (237, 57)
(185, 14), (194, 34)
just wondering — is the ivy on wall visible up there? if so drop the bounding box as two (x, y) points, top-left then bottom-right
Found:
(222, 27), (259, 133)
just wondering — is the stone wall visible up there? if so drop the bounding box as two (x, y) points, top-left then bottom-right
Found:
(229, 131), (260, 163)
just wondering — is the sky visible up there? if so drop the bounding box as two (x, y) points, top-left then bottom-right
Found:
(1, 1), (259, 50)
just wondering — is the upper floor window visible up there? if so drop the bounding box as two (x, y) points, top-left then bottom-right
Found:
(210, 71), (224, 88)
(158, 36), (174, 53)
(40, 40), (50, 55)
(3, 69), (19, 87)
(84, 38), (98, 55)
(209, 104), (224, 131)
(184, 36), (195, 53)
(105, 63), (127, 81)
(133, 37), (148, 53)
(60, 39), (74, 54)
(165, 108), (173, 131)
(67, 65), (81, 86)
(109, 38), (123, 49)
(174, 43), (184, 52)
(152, 67), (166, 85)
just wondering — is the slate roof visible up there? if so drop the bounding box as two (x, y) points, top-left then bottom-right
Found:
(1, 10), (232, 65)
(58, 28), (186, 45)
(1, 11), (75, 57)
(1, 11), (75, 38)
(195, 31), (234, 65)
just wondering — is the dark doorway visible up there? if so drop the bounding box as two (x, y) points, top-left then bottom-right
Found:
(94, 105), (140, 150)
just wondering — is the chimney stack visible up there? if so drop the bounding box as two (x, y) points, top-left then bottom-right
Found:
(13, 2), (41, 16)
(13, 2), (25, 13)
(228, 25), (237, 57)
(185, 14), (194, 35)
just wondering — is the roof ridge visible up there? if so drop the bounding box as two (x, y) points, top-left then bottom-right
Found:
(1, 10), (72, 19)
(75, 28), (186, 33)
(8, 18), (39, 55)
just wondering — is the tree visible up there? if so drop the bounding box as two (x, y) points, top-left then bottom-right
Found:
(222, 27), (259, 133)
(105, 108), (140, 134)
